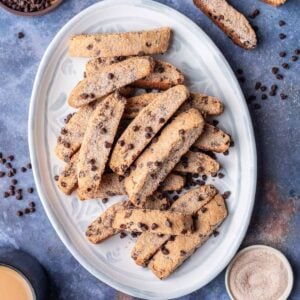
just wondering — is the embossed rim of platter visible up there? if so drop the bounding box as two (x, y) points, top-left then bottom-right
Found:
(28, 0), (257, 298)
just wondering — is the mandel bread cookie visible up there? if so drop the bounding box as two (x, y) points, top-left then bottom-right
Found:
(124, 108), (205, 205)
(69, 27), (171, 57)
(110, 85), (190, 175)
(56, 151), (79, 195)
(77, 92), (126, 199)
(193, 0), (257, 50)
(55, 104), (94, 162)
(110, 209), (194, 235)
(68, 56), (154, 108)
(86, 58), (184, 91)
(262, 0), (287, 6)
(194, 123), (231, 153)
(148, 193), (228, 279)
(124, 92), (224, 119)
(131, 185), (217, 266)
(174, 151), (220, 175)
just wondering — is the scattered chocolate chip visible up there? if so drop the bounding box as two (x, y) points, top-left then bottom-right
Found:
(133, 125), (140, 132)
(8, 155), (14, 161)
(80, 93), (89, 99)
(0, 171), (5, 177)
(218, 172), (225, 179)
(7, 170), (14, 177)
(255, 82), (261, 90)
(291, 56), (298, 62)
(17, 210), (23, 217)
(159, 118), (165, 124)
(179, 129), (185, 136)
(249, 9), (260, 18)
(279, 51), (286, 57)
(223, 191), (231, 199)
(138, 222), (148, 231)
(24, 208), (30, 214)
(18, 32), (25, 39)
(16, 194), (22, 200)
(223, 150), (229, 156)
(271, 67), (279, 74)
(11, 179), (17, 185)
(29, 201), (35, 208)
(4, 191), (9, 198)
(145, 41), (152, 47)
(27, 188), (34, 194)
(100, 127), (107, 134)
(279, 33), (286, 40)
(29, 207), (36, 213)
(261, 94), (268, 100)
(54, 175), (59, 181)
(280, 93), (288, 100)
(91, 165), (97, 171)
(279, 20), (286, 26)
(276, 74), (283, 80)
(5, 162), (12, 168)
(213, 230), (220, 237)
(269, 90), (276, 97)
(120, 232), (127, 239)
(101, 197), (108, 204)
(282, 63), (289, 69)
(145, 132), (152, 139)
(294, 49), (300, 55)
(107, 73), (114, 79)
(271, 84), (278, 92)
(180, 250), (186, 256)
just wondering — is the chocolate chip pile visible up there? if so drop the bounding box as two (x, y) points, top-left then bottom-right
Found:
(0, 152), (36, 217)
(237, 11), (299, 110)
(0, 0), (51, 13)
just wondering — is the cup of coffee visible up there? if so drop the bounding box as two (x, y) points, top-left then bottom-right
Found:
(0, 248), (49, 300)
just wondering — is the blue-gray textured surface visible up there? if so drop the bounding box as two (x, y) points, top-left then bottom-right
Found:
(0, 0), (299, 299)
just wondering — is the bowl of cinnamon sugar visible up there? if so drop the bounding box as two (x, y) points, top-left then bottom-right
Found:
(225, 245), (293, 300)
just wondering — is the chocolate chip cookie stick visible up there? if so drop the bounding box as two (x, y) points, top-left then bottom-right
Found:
(69, 27), (171, 57)
(149, 194), (227, 279)
(110, 85), (190, 175)
(77, 92), (126, 199)
(131, 185), (217, 266)
(68, 56), (154, 108)
(124, 108), (205, 206)
(174, 151), (220, 175)
(124, 92), (224, 119)
(194, 123), (231, 153)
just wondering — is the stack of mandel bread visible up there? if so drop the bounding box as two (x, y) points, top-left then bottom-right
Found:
(54, 27), (232, 279)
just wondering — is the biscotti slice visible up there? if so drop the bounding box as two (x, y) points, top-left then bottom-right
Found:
(132, 60), (184, 90)
(77, 92), (126, 199)
(86, 197), (170, 244)
(263, 0), (286, 6)
(131, 185), (217, 266)
(149, 194), (227, 279)
(69, 27), (171, 57)
(86, 201), (131, 244)
(194, 123), (231, 153)
(159, 174), (185, 192)
(55, 104), (94, 161)
(179, 93), (224, 117)
(124, 92), (223, 119)
(193, 0), (257, 50)
(57, 151), (79, 195)
(174, 151), (220, 175)
(111, 209), (194, 235)
(68, 56), (154, 108)
(124, 109), (205, 205)
(110, 85), (190, 175)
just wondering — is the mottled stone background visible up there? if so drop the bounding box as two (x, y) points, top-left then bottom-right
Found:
(0, 0), (299, 299)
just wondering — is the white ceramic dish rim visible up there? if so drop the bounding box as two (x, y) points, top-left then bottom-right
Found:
(28, 0), (257, 298)
(225, 245), (294, 300)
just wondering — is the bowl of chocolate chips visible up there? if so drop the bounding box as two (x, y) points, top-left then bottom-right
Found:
(0, 0), (63, 16)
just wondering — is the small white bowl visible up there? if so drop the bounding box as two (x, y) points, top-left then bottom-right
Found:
(225, 245), (294, 300)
